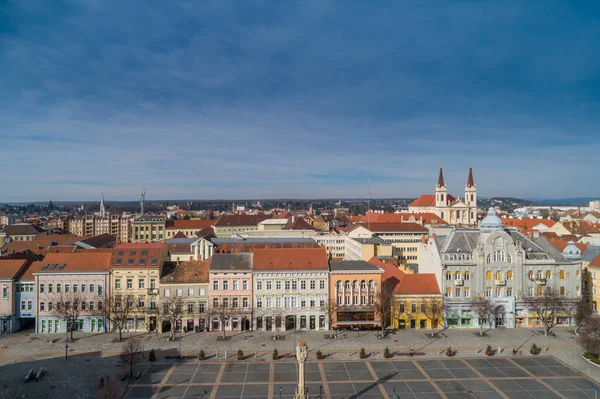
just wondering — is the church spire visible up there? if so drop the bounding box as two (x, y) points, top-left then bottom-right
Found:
(100, 192), (106, 217)
(437, 167), (445, 188)
(466, 166), (475, 188)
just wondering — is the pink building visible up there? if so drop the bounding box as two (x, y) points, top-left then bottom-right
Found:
(33, 251), (111, 334)
(209, 253), (253, 331)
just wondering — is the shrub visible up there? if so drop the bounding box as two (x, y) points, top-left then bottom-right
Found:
(148, 348), (156, 362)
(198, 350), (205, 360)
(446, 346), (456, 357)
(272, 349), (278, 359)
(485, 345), (494, 355)
(359, 348), (366, 358)
(237, 349), (244, 359)
(530, 343), (540, 355)
(316, 350), (323, 359)
(298, 339), (307, 347)
(384, 346), (390, 357)
(584, 352), (600, 365)
(194, 326), (199, 333)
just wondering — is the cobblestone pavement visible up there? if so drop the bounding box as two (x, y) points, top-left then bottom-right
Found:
(1, 327), (599, 398)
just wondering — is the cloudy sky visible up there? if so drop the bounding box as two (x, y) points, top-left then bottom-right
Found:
(1, 1), (599, 202)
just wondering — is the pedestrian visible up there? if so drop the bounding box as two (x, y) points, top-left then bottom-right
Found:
(98, 377), (104, 388)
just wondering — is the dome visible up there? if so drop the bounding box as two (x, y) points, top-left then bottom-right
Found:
(480, 207), (504, 233)
(563, 240), (582, 260)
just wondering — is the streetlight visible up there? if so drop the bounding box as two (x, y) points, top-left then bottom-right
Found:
(65, 318), (69, 360)
(390, 388), (399, 399)
(279, 386), (282, 399)
(179, 319), (182, 358)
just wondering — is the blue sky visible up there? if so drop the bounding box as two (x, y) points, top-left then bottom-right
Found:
(1, 1), (599, 202)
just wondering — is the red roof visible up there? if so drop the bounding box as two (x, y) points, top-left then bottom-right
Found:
(114, 242), (165, 249)
(466, 167), (475, 188)
(409, 194), (436, 207)
(166, 219), (214, 230)
(502, 218), (556, 233)
(253, 248), (328, 271)
(0, 259), (29, 280)
(546, 238), (588, 254)
(437, 167), (445, 187)
(591, 253), (600, 268)
(360, 212), (444, 224)
(32, 251), (112, 274)
(111, 242), (166, 267)
(358, 222), (429, 233)
(368, 257), (440, 296)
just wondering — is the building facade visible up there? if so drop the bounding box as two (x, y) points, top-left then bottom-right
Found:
(329, 260), (383, 329)
(252, 248), (330, 331)
(419, 208), (582, 329)
(208, 253), (253, 332)
(131, 216), (166, 242)
(0, 260), (31, 334)
(67, 214), (130, 243)
(33, 252), (111, 334)
(110, 242), (168, 332)
(212, 214), (269, 237)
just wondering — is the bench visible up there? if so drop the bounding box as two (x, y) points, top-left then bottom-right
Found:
(35, 367), (45, 381)
(24, 369), (34, 382)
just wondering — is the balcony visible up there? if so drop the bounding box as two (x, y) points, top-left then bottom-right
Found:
(147, 288), (158, 295)
(495, 280), (506, 286)
(454, 280), (464, 286)
(536, 278), (547, 285)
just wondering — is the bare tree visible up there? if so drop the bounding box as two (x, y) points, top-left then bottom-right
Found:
(52, 292), (87, 341)
(578, 316), (600, 355)
(524, 287), (568, 336)
(473, 296), (494, 336)
(573, 297), (592, 335)
(160, 296), (184, 340)
(373, 283), (395, 336)
(208, 301), (238, 340)
(120, 337), (144, 378)
(322, 297), (338, 338)
(420, 298), (445, 336)
(95, 293), (136, 341)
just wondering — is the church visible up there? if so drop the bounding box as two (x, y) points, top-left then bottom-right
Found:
(408, 167), (478, 226)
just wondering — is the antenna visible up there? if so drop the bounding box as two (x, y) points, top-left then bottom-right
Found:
(140, 189), (146, 215)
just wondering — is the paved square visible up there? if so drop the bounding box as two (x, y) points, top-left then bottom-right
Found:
(124, 356), (597, 398)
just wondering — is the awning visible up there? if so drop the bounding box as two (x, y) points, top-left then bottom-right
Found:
(335, 321), (381, 325)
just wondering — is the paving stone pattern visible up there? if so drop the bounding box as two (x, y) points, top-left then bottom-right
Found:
(124, 356), (597, 399)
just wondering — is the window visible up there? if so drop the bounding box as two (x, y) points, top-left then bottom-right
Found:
(536, 270), (543, 280)
(411, 303), (417, 313)
(256, 281), (262, 290)
(337, 296), (343, 306)
(464, 288), (470, 298)
(285, 281), (291, 290)
(455, 271), (461, 280)
(73, 284), (78, 293)
(360, 281), (366, 291)
(65, 284), (70, 293)
(57, 284), (61, 293)
(21, 301), (26, 311)
(420, 303), (426, 313)
(301, 280), (306, 290)
(546, 270), (552, 279)
(150, 279), (156, 289)
(256, 297), (263, 308)
(353, 296), (358, 305)
(40, 284), (44, 293)
(496, 287), (502, 297)
(164, 289), (170, 297)
(455, 288), (461, 297)
(242, 280), (248, 290)
(213, 280), (219, 290)
(213, 298), (218, 308)
(537, 286), (543, 295)
(176, 289), (183, 297)
(506, 288), (512, 297)
(232, 280), (238, 290)
(81, 284), (85, 293)
(560, 286), (565, 296)
(188, 288), (194, 296)
(507, 270), (513, 280)
(445, 287), (451, 298)
(311, 280), (317, 290)
(267, 296), (272, 307)
(560, 270), (565, 280)
(485, 288), (492, 297)
(446, 272), (452, 280)
(233, 297), (239, 308)
(485, 270), (492, 281)
(369, 280), (375, 290)
(40, 302), (45, 312)
(223, 297), (229, 308)
(320, 280), (325, 290)
(464, 271), (470, 280)
(89, 302), (94, 311)
(243, 297), (248, 308)
(399, 304), (405, 313)
(138, 279), (145, 289)
(81, 302), (86, 311)
(361, 296), (366, 305)
(276, 281), (281, 290)
(291, 281), (297, 290)
(223, 280), (229, 290)
(345, 296), (351, 305)
(98, 285), (103, 296)
(266, 281), (272, 290)
(276, 296), (281, 308)
(320, 296), (325, 307)
(188, 303), (194, 313)
(199, 303), (205, 312)
(48, 302), (53, 311)
(529, 288), (534, 297)
(126, 279), (132, 289)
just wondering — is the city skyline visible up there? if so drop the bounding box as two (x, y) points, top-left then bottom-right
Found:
(1, 1), (600, 202)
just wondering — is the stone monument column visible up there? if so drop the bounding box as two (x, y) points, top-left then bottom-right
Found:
(293, 340), (311, 399)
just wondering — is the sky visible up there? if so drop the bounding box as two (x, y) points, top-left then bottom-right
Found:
(1, 1), (599, 202)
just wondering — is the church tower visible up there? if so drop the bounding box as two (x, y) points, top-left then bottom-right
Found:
(100, 192), (106, 218)
(435, 167), (447, 208)
(465, 166), (477, 223)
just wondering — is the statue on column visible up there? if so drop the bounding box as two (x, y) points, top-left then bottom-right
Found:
(293, 340), (311, 399)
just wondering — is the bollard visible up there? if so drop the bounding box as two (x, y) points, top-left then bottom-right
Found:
(225, 350), (227, 359)
(498, 345), (501, 354)
(255, 350), (257, 358)
(326, 350), (328, 357)
(215, 351), (218, 359)
(348, 349), (350, 358)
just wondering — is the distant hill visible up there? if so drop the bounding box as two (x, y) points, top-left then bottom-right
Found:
(524, 197), (599, 205)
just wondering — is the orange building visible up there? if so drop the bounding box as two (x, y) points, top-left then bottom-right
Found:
(329, 260), (384, 329)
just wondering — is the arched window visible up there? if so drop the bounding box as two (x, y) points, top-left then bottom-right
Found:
(485, 270), (492, 280)
(507, 270), (513, 280)
(455, 271), (461, 280)
(546, 270), (551, 279)
(360, 280), (366, 291)
(345, 281), (350, 290)
(336, 281), (342, 291)
(464, 271), (470, 280)
(495, 271), (502, 280)
(369, 280), (375, 290)
(528, 270), (534, 280)
(353, 280), (358, 290)
(487, 254), (491, 263)
(536, 270), (543, 280)
(446, 272), (452, 280)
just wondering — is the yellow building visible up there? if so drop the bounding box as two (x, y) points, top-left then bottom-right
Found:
(588, 254), (600, 311)
(132, 216), (166, 242)
(110, 242), (168, 332)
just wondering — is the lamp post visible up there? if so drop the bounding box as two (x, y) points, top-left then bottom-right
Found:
(320, 385), (323, 399)
(65, 318), (69, 360)
(179, 319), (182, 358)
(279, 386), (282, 399)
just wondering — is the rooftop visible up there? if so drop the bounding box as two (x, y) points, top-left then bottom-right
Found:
(160, 260), (210, 284)
(329, 260), (383, 273)
(253, 247), (328, 271)
(32, 251), (112, 275)
(213, 214), (269, 227)
(210, 253), (253, 272)
(0, 259), (29, 280)
(165, 219), (214, 230)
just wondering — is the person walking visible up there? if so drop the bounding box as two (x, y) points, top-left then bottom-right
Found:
(98, 377), (104, 388)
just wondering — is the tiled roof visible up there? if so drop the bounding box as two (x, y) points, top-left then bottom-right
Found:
(282, 217), (314, 230)
(1, 223), (45, 236)
(409, 194), (436, 207)
(210, 253), (253, 272)
(111, 242), (165, 267)
(253, 248), (328, 271)
(274, 211), (292, 219)
(0, 234), (83, 255)
(361, 212), (444, 225)
(466, 167), (475, 188)
(32, 251), (112, 274)
(329, 260), (383, 272)
(591, 253), (600, 268)
(165, 219), (215, 230)
(546, 238), (588, 254)
(561, 221), (600, 236)
(0, 259), (29, 280)
(76, 234), (116, 249)
(502, 218), (556, 232)
(172, 231), (188, 239)
(167, 241), (192, 254)
(359, 222), (429, 233)
(213, 214), (269, 227)
(368, 256), (440, 295)
(160, 259), (210, 284)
